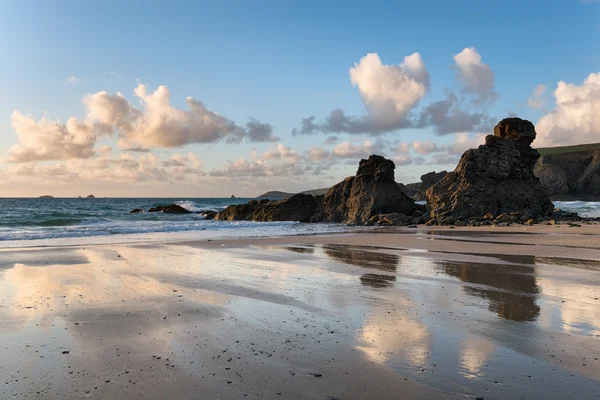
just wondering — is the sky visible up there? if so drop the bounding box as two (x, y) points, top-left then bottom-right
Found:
(0, 0), (598, 197)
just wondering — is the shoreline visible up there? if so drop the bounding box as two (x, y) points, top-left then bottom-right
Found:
(3, 222), (600, 254)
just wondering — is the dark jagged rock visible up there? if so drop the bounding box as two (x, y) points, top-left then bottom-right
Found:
(494, 117), (536, 145)
(421, 171), (448, 193)
(130, 208), (144, 213)
(253, 194), (317, 222)
(535, 150), (600, 200)
(400, 171), (449, 201)
(366, 213), (411, 226)
(427, 117), (554, 224)
(316, 155), (418, 224)
(534, 162), (570, 197)
(86, 194), (95, 199)
(148, 204), (192, 214)
(215, 194), (316, 222)
(203, 211), (217, 220)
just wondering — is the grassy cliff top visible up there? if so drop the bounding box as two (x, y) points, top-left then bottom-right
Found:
(537, 142), (600, 156)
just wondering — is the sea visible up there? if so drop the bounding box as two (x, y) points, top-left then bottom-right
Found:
(0, 198), (598, 248)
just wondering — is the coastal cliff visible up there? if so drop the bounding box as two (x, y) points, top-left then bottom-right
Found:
(534, 146), (600, 200)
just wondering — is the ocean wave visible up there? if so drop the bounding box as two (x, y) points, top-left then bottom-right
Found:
(37, 218), (85, 227)
(175, 200), (229, 212)
(0, 219), (350, 243)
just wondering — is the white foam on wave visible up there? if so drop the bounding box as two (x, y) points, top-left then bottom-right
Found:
(175, 200), (231, 212)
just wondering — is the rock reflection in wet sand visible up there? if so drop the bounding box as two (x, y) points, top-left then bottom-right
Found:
(439, 258), (541, 322)
(292, 243), (600, 399)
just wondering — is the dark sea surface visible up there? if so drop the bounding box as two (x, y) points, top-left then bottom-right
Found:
(0, 197), (349, 246)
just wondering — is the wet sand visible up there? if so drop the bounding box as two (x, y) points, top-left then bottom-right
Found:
(1, 225), (600, 399)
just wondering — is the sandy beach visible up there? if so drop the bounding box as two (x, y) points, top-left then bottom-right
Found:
(1, 225), (600, 399)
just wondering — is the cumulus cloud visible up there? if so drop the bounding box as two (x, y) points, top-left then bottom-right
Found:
(535, 72), (600, 146)
(527, 84), (547, 109)
(453, 47), (497, 103)
(116, 84), (246, 148)
(331, 140), (384, 159)
(293, 52), (429, 135)
(8, 112), (98, 162)
(84, 91), (140, 131)
(65, 76), (82, 85)
(295, 49), (497, 137)
(306, 147), (330, 162)
(412, 141), (439, 155)
(259, 144), (303, 163)
(245, 118), (279, 142)
(416, 90), (493, 135)
(8, 84), (277, 162)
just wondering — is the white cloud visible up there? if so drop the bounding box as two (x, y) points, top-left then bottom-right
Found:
(349, 52), (429, 125)
(8, 84), (277, 162)
(306, 147), (330, 162)
(535, 72), (600, 146)
(260, 144), (302, 163)
(527, 84), (547, 109)
(453, 47), (496, 103)
(65, 76), (83, 85)
(293, 52), (429, 135)
(8, 112), (98, 162)
(412, 141), (439, 155)
(117, 84), (245, 148)
(331, 140), (384, 159)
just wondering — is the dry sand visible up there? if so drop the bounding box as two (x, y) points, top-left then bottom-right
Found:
(1, 225), (600, 399)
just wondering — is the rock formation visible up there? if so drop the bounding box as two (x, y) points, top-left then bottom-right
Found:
(400, 171), (448, 201)
(534, 150), (600, 200)
(147, 204), (192, 214)
(427, 117), (554, 223)
(315, 155), (419, 224)
(201, 211), (217, 220)
(215, 155), (421, 225)
(215, 195), (317, 222)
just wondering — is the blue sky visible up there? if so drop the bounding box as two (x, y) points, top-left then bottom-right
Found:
(0, 0), (598, 197)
